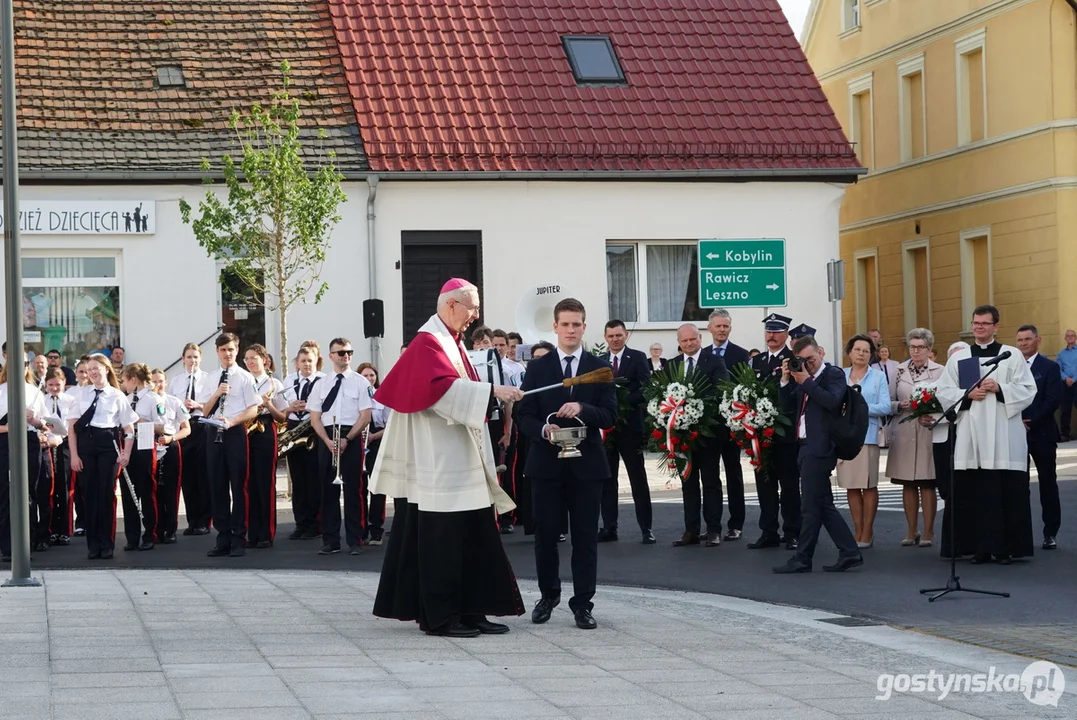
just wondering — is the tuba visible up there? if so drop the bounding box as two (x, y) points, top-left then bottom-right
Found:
(277, 417), (316, 458)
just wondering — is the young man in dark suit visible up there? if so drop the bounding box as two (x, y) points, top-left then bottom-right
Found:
(668, 323), (729, 547)
(774, 334), (862, 574)
(1017, 325), (1062, 550)
(518, 298), (617, 630)
(706, 309), (750, 540)
(747, 313), (801, 550)
(598, 320), (654, 544)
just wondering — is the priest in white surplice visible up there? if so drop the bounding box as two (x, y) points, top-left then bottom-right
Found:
(370, 278), (525, 638)
(936, 305), (1037, 563)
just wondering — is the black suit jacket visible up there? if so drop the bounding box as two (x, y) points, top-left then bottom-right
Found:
(708, 342), (750, 374)
(668, 351), (729, 448)
(780, 364), (846, 458)
(518, 351), (618, 480)
(648, 357), (668, 375)
(1024, 354), (1062, 444)
(751, 348), (797, 445)
(602, 347), (649, 433)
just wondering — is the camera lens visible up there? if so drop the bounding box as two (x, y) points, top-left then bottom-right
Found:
(788, 357), (803, 373)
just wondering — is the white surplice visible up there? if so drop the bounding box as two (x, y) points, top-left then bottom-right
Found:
(369, 314), (515, 514)
(935, 343), (1036, 471)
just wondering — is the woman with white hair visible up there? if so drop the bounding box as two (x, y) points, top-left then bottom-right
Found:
(648, 343), (667, 374)
(885, 328), (944, 547)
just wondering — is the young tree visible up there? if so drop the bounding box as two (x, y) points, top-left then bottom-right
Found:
(180, 60), (346, 367)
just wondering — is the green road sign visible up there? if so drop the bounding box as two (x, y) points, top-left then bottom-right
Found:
(698, 239), (787, 308)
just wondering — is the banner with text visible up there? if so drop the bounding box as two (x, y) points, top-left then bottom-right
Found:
(0, 201), (156, 235)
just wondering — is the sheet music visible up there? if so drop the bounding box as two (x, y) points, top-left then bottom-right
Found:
(137, 422), (155, 451)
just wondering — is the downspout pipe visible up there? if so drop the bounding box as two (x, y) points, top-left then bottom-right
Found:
(366, 175), (380, 366)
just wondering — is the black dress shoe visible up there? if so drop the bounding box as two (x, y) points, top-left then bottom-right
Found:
(597, 528), (618, 543)
(301, 530), (321, 540)
(1043, 536), (1058, 550)
(822, 555), (864, 572)
(207, 546), (230, 557)
(747, 535), (781, 549)
(161, 533), (177, 544)
(229, 546), (246, 557)
(32, 542), (49, 553)
(288, 529), (304, 540)
(641, 530), (656, 544)
(87, 550), (101, 560)
(703, 531), (721, 547)
(256, 541), (273, 549)
(138, 541), (154, 551)
(724, 529), (743, 541)
(182, 527), (196, 536)
(123, 543), (138, 552)
(73, 528), (85, 537)
(773, 559), (811, 574)
(463, 616), (510, 634)
(500, 525), (514, 535)
(969, 553), (992, 564)
(100, 550), (114, 560)
(574, 608), (597, 630)
(318, 545), (341, 555)
(425, 622), (481, 638)
(996, 554), (1012, 565)
(54, 535), (70, 546)
(673, 532), (700, 547)
(532, 597), (560, 624)
(192, 527), (211, 536)
(784, 537), (799, 550)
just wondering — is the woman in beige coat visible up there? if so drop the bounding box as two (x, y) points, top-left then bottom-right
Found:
(885, 328), (945, 547)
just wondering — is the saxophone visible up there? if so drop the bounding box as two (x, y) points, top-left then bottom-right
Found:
(277, 417), (315, 457)
(247, 385), (275, 434)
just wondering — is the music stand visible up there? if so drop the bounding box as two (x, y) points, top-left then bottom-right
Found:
(919, 361), (1009, 602)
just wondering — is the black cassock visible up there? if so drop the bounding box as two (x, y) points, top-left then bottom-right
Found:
(940, 341), (1034, 560)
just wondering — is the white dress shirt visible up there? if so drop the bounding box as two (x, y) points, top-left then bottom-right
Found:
(168, 369), (209, 418)
(307, 368), (372, 426)
(796, 362), (828, 440)
(1026, 353), (1038, 366)
(0, 383), (48, 427)
(252, 374), (288, 416)
(282, 371), (325, 421)
(681, 349), (703, 377)
(204, 365), (260, 423)
(70, 384), (139, 430)
(556, 347), (583, 379)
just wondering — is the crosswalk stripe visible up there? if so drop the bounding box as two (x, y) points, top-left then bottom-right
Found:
(649, 486), (909, 512)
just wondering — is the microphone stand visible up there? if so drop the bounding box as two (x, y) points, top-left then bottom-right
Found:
(919, 359), (1009, 602)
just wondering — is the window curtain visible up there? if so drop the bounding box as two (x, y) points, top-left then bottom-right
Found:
(606, 246), (638, 321)
(647, 245), (693, 322)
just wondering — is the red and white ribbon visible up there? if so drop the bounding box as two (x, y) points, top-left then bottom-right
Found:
(731, 400), (761, 464)
(659, 395), (692, 477)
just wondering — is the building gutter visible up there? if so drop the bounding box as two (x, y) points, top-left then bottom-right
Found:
(9, 167), (865, 183)
(366, 175), (380, 366)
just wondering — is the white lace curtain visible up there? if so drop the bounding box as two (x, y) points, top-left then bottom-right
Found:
(647, 245), (693, 322)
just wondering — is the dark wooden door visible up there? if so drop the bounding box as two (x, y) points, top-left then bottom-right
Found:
(401, 231), (482, 342)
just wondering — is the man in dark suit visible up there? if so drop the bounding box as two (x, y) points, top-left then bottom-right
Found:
(747, 313), (801, 551)
(1017, 325), (1062, 550)
(706, 309), (750, 541)
(774, 334), (863, 574)
(598, 320), (654, 544)
(667, 323), (729, 547)
(518, 298), (617, 630)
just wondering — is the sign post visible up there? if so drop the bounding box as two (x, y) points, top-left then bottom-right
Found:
(827, 259), (846, 363)
(697, 239), (787, 308)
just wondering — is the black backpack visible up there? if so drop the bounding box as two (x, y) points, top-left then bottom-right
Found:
(828, 384), (869, 461)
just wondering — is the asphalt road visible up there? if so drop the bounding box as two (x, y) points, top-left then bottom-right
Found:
(19, 478), (1076, 630)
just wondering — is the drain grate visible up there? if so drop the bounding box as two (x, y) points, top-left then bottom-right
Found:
(817, 616), (884, 627)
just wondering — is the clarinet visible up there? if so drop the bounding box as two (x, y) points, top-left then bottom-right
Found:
(215, 369), (229, 443)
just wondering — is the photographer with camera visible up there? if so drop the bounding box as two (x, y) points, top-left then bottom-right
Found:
(773, 334), (864, 574)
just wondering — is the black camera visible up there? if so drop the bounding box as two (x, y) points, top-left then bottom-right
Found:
(787, 356), (805, 373)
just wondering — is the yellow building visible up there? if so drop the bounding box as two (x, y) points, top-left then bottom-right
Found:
(803, 0), (1077, 357)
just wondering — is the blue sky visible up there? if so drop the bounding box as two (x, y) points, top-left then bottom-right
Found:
(778, 0), (812, 39)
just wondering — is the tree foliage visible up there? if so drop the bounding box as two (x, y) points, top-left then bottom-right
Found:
(179, 60), (346, 365)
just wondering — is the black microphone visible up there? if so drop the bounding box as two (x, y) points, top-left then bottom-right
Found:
(980, 350), (1012, 367)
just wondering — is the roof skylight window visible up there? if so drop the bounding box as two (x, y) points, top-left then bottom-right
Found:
(157, 65), (186, 88)
(561, 36), (626, 85)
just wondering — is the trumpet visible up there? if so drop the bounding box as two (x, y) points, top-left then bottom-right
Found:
(332, 423), (343, 486)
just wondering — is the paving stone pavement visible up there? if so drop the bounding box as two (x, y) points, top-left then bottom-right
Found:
(0, 570), (1073, 719)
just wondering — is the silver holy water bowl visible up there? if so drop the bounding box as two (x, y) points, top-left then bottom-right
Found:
(546, 413), (587, 459)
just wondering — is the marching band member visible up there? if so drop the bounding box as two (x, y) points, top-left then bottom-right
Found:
(30, 369), (64, 553)
(44, 367), (76, 546)
(201, 333), (261, 558)
(150, 369), (191, 544)
(244, 344), (288, 548)
(120, 364), (160, 551)
(67, 353), (138, 560)
(0, 353), (50, 562)
(308, 337), (372, 556)
(167, 343), (212, 536)
(282, 345), (324, 540)
(67, 356), (91, 537)
(358, 362), (387, 545)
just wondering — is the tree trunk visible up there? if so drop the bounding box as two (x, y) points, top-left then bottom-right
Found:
(279, 306), (288, 382)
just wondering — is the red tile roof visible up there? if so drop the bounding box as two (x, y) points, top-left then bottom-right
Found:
(327, 0), (860, 174)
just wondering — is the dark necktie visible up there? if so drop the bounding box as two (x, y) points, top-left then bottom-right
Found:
(687, 356), (695, 375)
(208, 370), (228, 416)
(612, 355), (619, 375)
(563, 356), (574, 380)
(296, 377), (317, 418)
(321, 374), (344, 413)
(187, 374), (196, 401)
(75, 389), (103, 432)
(52, 396), (59, 417)
(130, 391), (139, 412)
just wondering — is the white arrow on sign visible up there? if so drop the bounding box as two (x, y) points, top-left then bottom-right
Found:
(766, 283), (780, 290)
(706, 253), (720, 260)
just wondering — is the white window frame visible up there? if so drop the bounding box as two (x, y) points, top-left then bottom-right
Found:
(605, 240), (710, 330)
(959, 226), (993, 330)
(842, 0), (862, 33)
(955, 28), (987, 146)
(20, 250), (124, 353)
(853, 247), (880, 335)
(848, 73), (874, 170)
(901, 238), (932, 333)
(897, 54), (927, 162)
